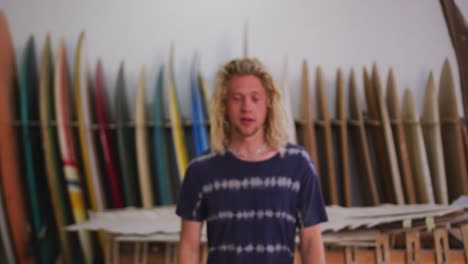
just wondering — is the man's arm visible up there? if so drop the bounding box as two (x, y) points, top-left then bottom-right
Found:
(178, 219), (203, 264)
(299, 224), (325, 264)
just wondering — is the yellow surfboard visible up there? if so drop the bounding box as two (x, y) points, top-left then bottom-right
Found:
(74, 32), (107, 252)
(168, 47), (189, 180)
(74, 32), (105, 212)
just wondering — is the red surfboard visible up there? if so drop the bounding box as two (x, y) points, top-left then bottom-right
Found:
(95, 59), (123, 208)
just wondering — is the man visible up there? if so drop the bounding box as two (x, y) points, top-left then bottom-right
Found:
(176, 58), (327, 264)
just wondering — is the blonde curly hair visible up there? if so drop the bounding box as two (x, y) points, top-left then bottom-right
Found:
(209, 58), (288, 154)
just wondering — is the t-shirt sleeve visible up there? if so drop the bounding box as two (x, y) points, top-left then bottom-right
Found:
(296, 155), (328, 229)
(176, 165), (207, 222)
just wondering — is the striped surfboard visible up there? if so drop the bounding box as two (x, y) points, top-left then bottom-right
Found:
(54, 40), (93, 263)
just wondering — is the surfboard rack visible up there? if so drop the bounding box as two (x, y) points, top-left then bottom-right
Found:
(106, 228), (468, 264)
(65, 203), (468, 263)
(12, 117), (468, 129)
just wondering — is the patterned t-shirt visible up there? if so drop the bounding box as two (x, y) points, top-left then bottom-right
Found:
(176, 144), (328, 264)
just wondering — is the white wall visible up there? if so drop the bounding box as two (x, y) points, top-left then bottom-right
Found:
(1, 0), (467, 119)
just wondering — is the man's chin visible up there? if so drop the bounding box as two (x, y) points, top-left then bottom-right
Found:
(234, 126), (260, 138)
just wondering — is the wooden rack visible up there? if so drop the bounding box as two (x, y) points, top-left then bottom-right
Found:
(103, 225), (468, 264)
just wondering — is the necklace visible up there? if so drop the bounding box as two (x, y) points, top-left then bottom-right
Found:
(228, 141), (269, 159)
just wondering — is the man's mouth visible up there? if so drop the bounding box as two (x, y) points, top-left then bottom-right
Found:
(240, 117), (255, 125)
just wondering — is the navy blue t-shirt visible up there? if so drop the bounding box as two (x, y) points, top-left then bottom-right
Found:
(176, 144), (328, 264)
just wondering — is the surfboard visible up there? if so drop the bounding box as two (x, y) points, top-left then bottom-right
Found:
(440, 0), (468, 123)
(198, 71), (210, 122)
(348, 69), (379, 206)
(154, 65), (172, 205)
(421, 72), (448, 204)
(75, 32), (106, 212)
(385, 68), (416, 204)
(197, 67), (211, 144)
(0, 184), (15, 263)
(135, 66), (154, 208)
(190, 54), (209, 156)
(464, 127), (468, 179)
(335, 68), (351, 207)
(298, 60), (321, 180)
(55, 39), (93, 263)
(0, 10), (34, 264)
(39, 34), (78, 263)
(115, 62), (139, 207)
(438, 59), (468, 202)
(281, 59), (297, 144)
(19, 35), (59, 263)
(95, 59), (124, 209)
(168, 47), (189, 181)
(372, 64), (404, 205)
(315, 66), (337, 205)
(402, 89), (435, 204)
(75, 33), (108, 256)
(464, 126), (468, 174)
(364, 67), (392, 204)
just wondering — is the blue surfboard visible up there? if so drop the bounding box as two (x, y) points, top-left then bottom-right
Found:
(190, 55), (209, 156)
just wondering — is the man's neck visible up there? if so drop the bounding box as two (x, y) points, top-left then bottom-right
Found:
(228, 132), (266, 153)
(227, 132), (278, 162)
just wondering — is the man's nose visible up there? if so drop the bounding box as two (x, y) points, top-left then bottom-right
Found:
(241, 98), (253, 111)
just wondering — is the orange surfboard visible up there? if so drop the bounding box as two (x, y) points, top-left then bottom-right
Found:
(439, 59), (468, 201)
(348, 69), (379, 206)
(335, 68), (351, 207)
(0, 10), (33, 263)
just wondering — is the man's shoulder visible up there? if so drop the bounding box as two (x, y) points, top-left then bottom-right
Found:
(183, 151), (223, 183)
(283, 143), (309, 159)
(282, 143), (318, 174)
(188, 150), (224, 170)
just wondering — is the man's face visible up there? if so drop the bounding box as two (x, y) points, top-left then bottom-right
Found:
(225, 74), (268, 139)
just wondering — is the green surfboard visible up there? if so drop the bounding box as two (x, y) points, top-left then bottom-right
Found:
(19, 36), (58, 263)
(115, 62), (139, 207)
(154, 65), (173, 205)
